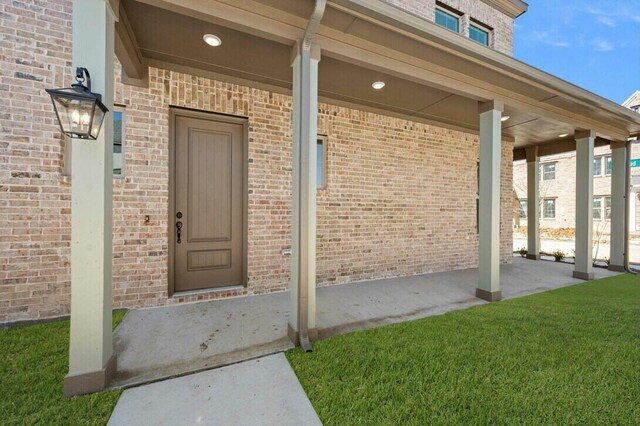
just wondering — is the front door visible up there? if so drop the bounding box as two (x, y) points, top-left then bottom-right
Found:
(173, 113), (244, 292)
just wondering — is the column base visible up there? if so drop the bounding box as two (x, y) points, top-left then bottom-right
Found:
(63, 354), (116, 397)
(608, 264), (626, 273)
(287, 323), (318, 347)
(475, 288), (502, 302)
(526, 254), (541, 260)
(572, 270), (594, 281)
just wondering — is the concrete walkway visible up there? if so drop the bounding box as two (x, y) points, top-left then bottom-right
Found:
(111, 257), (619, 389)
(108, 353), (322, 426)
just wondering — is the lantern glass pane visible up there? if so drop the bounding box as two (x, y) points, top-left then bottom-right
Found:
(52, 95), (96, 137)
(90, 104), (106, 139)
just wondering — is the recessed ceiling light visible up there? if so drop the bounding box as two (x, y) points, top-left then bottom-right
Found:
(372, 81), (386, 90)
(501, 115), (510, 122)
(203, 34), (222, 47)
(558, 133), (569, 138)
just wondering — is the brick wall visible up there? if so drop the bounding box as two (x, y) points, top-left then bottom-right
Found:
(382, 0), (515, 54)
(0, 0), (514, 323)
(0, 0), (73, 320)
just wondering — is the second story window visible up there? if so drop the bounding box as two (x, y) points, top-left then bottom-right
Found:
(593, 156), (603, 176)
(542, 162), (556, 180)
(469, 24), (490, 46)
(593, 155), (613, 177)
(435, 8), (460, 33)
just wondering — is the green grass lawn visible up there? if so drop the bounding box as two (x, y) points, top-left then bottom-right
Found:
(287, 274), (640, 425)
(0, 311), (127, 425)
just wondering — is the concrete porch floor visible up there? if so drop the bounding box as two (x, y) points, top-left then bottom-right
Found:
(111, 257), (619, 389)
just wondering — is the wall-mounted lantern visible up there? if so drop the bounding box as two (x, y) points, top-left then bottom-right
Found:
(46, 67), (109, 140)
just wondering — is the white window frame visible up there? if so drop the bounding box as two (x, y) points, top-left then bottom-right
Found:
(593, 156), (603, 177)
(542, 162), (556, 181)
(605, 155), (612, 176)
(435, 4), (461, 33)
(543, 198), (556, 219)
(469, 21), (491, 46)
(593, 195), (612, 221)
(593, 197), (602, 220)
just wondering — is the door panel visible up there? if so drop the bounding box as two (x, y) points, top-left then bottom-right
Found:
(174, 115), (244, 292)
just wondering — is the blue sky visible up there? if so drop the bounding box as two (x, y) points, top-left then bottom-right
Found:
(514, 0), (640, 104)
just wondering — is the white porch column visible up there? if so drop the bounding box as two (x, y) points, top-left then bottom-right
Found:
(609, 140), (627, 272)
(526, 146), (540, 260)
(573, 130), (596, 280)
(476, 100), (503, 302)
(65, 0), (116, 396)
(289, 42), (320, 347)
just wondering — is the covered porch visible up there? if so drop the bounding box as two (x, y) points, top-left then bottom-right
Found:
(62, 0), (640, 395)
(110, 257), (619, 389)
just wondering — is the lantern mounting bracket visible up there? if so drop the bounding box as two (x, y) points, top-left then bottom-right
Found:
(70, 67), (102, 101)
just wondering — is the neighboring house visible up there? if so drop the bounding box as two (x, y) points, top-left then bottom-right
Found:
(1, 0), (640, 394)
(513, 92), (640, 233)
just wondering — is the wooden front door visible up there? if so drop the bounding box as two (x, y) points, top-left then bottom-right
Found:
(172, 113), (245, 292)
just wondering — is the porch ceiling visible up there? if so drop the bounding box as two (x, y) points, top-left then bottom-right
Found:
(119, 0), (640, 150)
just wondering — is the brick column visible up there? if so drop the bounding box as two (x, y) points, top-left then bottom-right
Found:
(609, 140), (627, 272)
(573, 130), (595, 280)
(64, 0), (116, 396)
(476, 100), (503, 302)
(526, 146), (540, 260)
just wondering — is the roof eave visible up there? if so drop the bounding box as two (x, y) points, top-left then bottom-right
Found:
(332, 0), (640, 133)
(481, 0), (528, 19)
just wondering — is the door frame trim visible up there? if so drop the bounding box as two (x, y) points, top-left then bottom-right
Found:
(168, 107), (249, 296)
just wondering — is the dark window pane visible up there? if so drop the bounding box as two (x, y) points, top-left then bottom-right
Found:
(593, 157), (602, 176)
(469, 25), (489, 45)
(316, 139), (324, 188)
(435, 9), (459, 32)
(113, 110), (123, 176)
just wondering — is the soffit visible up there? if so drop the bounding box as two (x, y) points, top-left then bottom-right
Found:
(122, 0), (640, 149)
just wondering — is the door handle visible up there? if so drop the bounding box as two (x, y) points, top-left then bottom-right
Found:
(176, 221), (183, 244)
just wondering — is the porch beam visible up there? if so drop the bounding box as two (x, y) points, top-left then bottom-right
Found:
(573, 130), (596, 281)
(65, 0), (116, 396)
(609, 140), (627, 272)
(289, 41), (320, 347)
(513, 137), (612, 161)
(526, 146), (540, 260)
(115, 1), (149, 86)
(476, 100), (503, 302)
